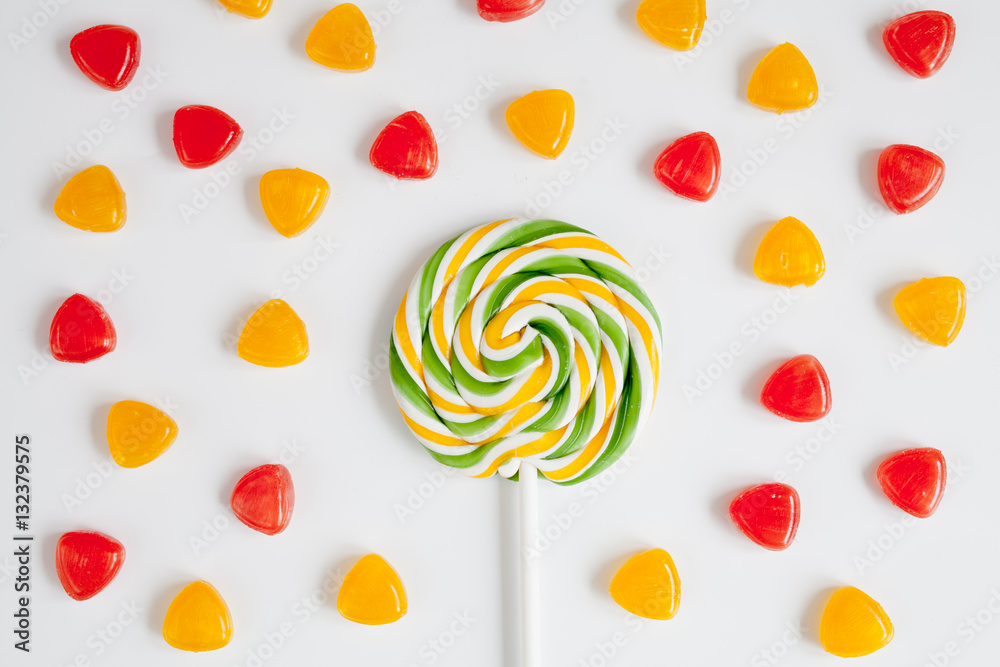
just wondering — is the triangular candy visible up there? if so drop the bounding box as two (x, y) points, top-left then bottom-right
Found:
(760, 354), (831, 422)
(305, 3), (375, 71)
(608, 548), (681, 620)
(54, 165), (126, 232)
(237, 299), (309, 367)
(636, 0), (707, 50)
(259, 168), (330, 237)
(56, 531), (125, 600)
(172, 105), (243, 169)
(162, 581), (233, 652)
(877, 144), (944, 214)
(729, 483), (800, 550)
(877, 447), (946, 518)
(107, 400), (179, 468)
(893, 276), (965, 346)
(820, 587), (893, 657)
(653, 131), (720, 201)
(505, 89), (575, 159)
(337, 554), (407, 625)
(883, 11), (955, 78)
(478, 0), (544, 22)
(369, 111), (439, 180)
(747, 43), (818, 113)
(49, 294), (117, 363)
(218, 0), (272, 19)
(752, 217), (825, 286)
(70, 25), (140, 91)
(231, 464), (295, 535)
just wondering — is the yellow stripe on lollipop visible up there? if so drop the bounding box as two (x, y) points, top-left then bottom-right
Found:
(535, 235), (627, 263)
(474, 352), (553, 416)
(393, 294), (422, 376)
(472, 426), (569, 479)
(542, 411), (614, 482)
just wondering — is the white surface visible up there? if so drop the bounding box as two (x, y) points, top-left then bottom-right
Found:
(2, 0), (1000, 665)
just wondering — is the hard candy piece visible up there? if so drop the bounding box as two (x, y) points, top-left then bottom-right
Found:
(54, 165), (126, 232)
(237, 299), (309, 367)
(49, 294), (117, 363)
(231, 464), (294, 535)
(305, 3), (375, 71)
(893, 276), (965, 346)
(760, 354), (831, 422)
(653, 131), (720, 201)
(636, 0), (707, 50)
(70, 25), (140, 91)
(753, 217), (825, 287)
(505, 89), (575, 159)
(259, 168), (330, 237)
(55, 531), (125, 601)
(337, 554), (407, 624)
(877, 144), (944, 214)
(609, 548), (681, 620)
(877, 448), (946, 518)
(820, 587), (893, 657)
(883, 11), (955, 78)
(162, 581), (233, 652)
(729, 483), (800, 550)
(172, 105), (243, 169)
(747, 43), (818, 113)
(477, 0), (544, 22)
(218, 0), (272, 19)
(369, 111), (438, 180)
(107, 400), (179, 468)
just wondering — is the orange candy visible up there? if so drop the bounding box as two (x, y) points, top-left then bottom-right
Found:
(337, 554), (407, 625)
(894, 277), (966, 346)
(237, 299), (309, 367)
(217, 0), (271, 19)
(305, 4), (376, 71)
(609, 549), (681, 620)
(107, 400), (178, 468)
(54, 165), (126, 232)
(747, 43), (818, 113)
(505, 89), (575, 159)
(820, 587), (893, 657)
(162, 581), (233, 652)
(636, 0), (707, 50)
(753, 217), (826, 287)
(259, 168), (330, 238)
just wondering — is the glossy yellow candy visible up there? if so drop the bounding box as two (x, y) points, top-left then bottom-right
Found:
(820, 587), (893, 657)
(107, 400), (178, 468)
(54, 165), (126, 232)
(238, 299), (309, 367)
(894, 276), (966, 346)
(747, 43), (818, 113)
(609, 548), (680, 620)
(636, 0), (706, 50)
(218, 0), (271, 18)
(259, 169), (330, 238)
(162, 581), (233, 652)
(753, 217), (825, 286)
(505, 89), (575, 159)
(337, 554), (407, 625)
(305, 3), (376, 71)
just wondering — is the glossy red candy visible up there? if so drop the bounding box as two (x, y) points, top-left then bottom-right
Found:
(729, 483), (800, 550)
(760, 354), (831, 422)
(877, 448), (946, 518)
(70, 25), (140, 91)
(477, 0), (545, 22)
(172, 105), (243, 169)
(56, 531), (125, 600)
(231, 464), (294, 535)
(49, 294), (117, 363)
(653, 131), (720, 202)
(877, 144), (944, 214)
(883, 11), (955, 78)
(369, 111), (438, 180)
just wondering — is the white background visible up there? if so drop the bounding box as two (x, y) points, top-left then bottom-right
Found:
(2, 0), (1000, 665)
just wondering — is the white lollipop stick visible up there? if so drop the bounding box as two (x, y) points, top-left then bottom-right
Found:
(519, 461), (540, 667)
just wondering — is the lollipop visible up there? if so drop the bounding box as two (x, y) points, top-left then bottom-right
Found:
(390, 218), (661, 664)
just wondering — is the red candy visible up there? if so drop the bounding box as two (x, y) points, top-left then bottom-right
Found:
(70, 25), (140, 91)
(369, 111), (439, 180)
(477, 0), (545, 22)
(729, 483), (800, 550)
(49, 294), (117, 363)
(653, 131), (720, 202)
(883, 11), (955, 78)
(231, 464), (295, 535)
(877, 144), (945, 214)
(56, 531), (126, 600)
(877, 448), (946, 518)
(760, 354), (831, 422)
(172, 105), (243, 169)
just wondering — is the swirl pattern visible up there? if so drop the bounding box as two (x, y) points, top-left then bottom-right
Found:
(390, 219), (661, 484)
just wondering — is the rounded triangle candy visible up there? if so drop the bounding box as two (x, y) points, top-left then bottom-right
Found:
(54, 165), (126, 232)
(337, 554), (407, 625)
(820, 587), (893, 657)
(608, 548), (681, 620)
(478, 0), (544, 22)
(231, 464), (295, 535)
(883, 11), (955, 78)
(877, 144), (945, 214)
(729, 483), (800, 550)
(760, 354), (831, 422)
(70, 25), (140, 91)
(107, 400), (179, 468)
(753, 217), (825, 287)
(172, 105), (243, 169)
(893, 276), (966, 346)
(505, 89), (575, 159)
(369, 111), (439, 180)
(653, 131), (720, 202)
(49, 294), (117, 363)
(162, 581), (233, 652)
(305, 3), (376, 71)
(877, 447), (946, 518)
(747, 43), (818, 113)
(218, 0), (272, 19)
(636, 0), (707, 51)
(55, 531), (125, 601)
(237, 299), (309, 367)
(259, 168), (330, 237)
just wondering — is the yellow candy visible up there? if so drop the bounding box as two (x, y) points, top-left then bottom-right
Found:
(820, 586), (893, 658)
(337, 554), (407, 625)
(305, 3), (376, 71)
(106, 400), (178, 468)
(636, 0), (706, 51)
(505, 89), (575, 159)
(162, 581), (233, 652)
(238, 299), (309, 367)
(217, 0), (271, 18)
(608, 548), (680, 620)
(894, 276), (966, 347)
(753, 217), (825, 287)
(259, 168), (330, 238)
(54, 165), (126, 232)
(747, 43), (818, 113)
